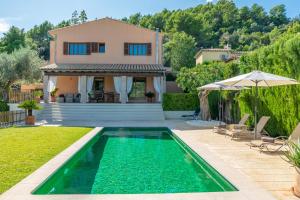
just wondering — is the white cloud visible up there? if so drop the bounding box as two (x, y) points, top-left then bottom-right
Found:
(0, 19), (10, 33)
(206, 0), (213, 2)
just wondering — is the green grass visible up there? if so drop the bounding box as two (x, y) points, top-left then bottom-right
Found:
(0, 126), (93, 194)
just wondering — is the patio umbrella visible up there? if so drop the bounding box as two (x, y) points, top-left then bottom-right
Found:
(217, 70), (299, 138)
(198, 83), (247, 125)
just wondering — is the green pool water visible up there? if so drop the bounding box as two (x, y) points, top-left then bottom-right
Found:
(33, 127), (237, 194)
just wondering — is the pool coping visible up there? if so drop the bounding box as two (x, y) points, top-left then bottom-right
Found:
(0, 127), (276, 200)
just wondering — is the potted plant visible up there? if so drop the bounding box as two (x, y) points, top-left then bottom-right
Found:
(33, 90), (43, 103)
(18, 100), (42, 125)
(145, 91), (155, 103)
(284, 141), (300, 197)
(58, 94), (65, 103)
(50, 88), (58, 102)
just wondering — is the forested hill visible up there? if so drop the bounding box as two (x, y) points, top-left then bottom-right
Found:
(123, 0), (291, 51)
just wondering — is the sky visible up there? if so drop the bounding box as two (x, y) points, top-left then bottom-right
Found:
(0, 0), (299, 34)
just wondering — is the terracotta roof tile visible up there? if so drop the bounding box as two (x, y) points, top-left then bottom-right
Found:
(41, 63), (166, 73)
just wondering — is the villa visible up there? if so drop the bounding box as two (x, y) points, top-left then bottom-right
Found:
(195, 46), (245, 65)
(41, 17), (166, 104)
(1, 3), (299, 200)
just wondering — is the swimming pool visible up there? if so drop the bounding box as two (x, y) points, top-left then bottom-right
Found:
(33, 127), (237, 194)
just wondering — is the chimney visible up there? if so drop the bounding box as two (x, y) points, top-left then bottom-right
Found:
(155, 28), (159, 64)
(224, 43), (231, 50)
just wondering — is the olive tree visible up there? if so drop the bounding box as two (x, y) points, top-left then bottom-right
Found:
(0, 48), (44, 95)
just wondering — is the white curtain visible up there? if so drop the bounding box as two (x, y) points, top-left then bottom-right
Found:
(47, 76), (57, 93)
(153, 77), (162, 102)
(87, 76), (94, 94)
(126, 77), (133, 101)
(114, 76), (122, 102)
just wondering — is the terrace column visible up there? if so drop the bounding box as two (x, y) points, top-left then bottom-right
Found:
(43, 75), (49, 103)
(120, 76), (127, 104)
(78, 76), (87, 103)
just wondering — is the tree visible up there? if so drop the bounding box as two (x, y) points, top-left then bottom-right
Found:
(0, 48), (44, 93)
(79, 10), (88, 23)
(176, 61), (239, 93)
(124, 1), (290, 57)
(56, 20), (71, 28)
(71, 10), (79, 25)
(127, 13), (142, 25)
(0, 26), (26, 53)
(269, 5), (289, 26)
(164, 32), (196, 72)
(26, 21), (54, 60)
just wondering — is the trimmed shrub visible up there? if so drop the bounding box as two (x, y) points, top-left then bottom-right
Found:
(162, 93), (199, 111)
(0, 100), (9, 112)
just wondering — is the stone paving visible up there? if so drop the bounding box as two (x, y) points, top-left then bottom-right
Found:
(170, 123), (298, 200)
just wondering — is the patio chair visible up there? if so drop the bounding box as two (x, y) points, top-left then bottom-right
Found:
(94, 91), (104, 103)
(88, 92), (96, 103)
(250, 123), (300, 152)
(213, 113), (250, 134)
(74, 93), (81, 103)
(65, 93), (74, 103)
(181, 108), (200, 120)
(228, 116), (270, 140)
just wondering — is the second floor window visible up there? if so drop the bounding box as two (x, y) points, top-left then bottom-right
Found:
(64, 42), (105, 55)
(69, 43), (88, 55)
(99, 43), (105, 53)
(124, 43), (151, 56)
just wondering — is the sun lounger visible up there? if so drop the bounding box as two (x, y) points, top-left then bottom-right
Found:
(250, 123), (300, 152)
(228, 116), (270, 139)
(213, 113), (250, 134)
(182, 108), (200, 120)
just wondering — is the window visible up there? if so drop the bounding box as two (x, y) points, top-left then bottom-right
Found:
(69, 43), (88, 55)
(63, 42), (105, 55)
(99, 43), (105, 53)
(220, 54), (229, 61)
(124, 43), (151, 56)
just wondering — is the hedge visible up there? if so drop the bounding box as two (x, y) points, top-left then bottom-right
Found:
(162, 93), (199, 111)
(0, 100), (9, 112)
(237, 31), (300, 136)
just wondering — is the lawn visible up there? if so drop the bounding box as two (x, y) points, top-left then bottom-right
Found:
(0, 126), (93, 194)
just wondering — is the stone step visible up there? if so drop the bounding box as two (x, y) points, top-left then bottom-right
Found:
(37, 103), (165, 121)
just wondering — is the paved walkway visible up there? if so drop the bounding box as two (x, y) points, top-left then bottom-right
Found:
(171, 125), (298, 200)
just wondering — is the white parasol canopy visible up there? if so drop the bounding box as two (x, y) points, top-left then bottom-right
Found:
(198, 82), (247, 91)
(218, 70), (299, 138)
(217, 70), (299, 87)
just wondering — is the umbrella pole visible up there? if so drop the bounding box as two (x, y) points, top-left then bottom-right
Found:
(219, 89), (221, 126)
(254, 82), (258, 139)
